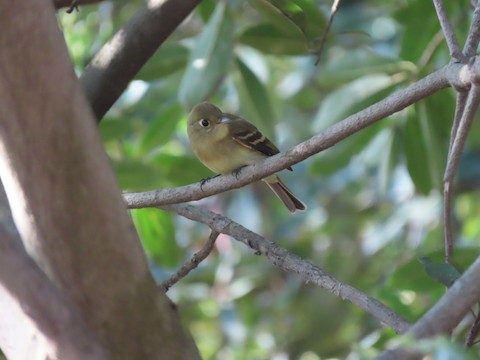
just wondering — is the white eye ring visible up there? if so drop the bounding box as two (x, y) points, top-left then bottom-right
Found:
(199, 119), (210, 127)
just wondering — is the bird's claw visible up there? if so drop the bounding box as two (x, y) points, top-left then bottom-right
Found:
(232, 165), (247, 179)
(200, 175), (220, 191)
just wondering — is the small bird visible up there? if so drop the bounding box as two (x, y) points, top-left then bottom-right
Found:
(187, 102), (306, 213)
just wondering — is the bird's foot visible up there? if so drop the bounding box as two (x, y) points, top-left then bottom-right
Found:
(200, 175), (220, 190)
(232, 165), (247, 179)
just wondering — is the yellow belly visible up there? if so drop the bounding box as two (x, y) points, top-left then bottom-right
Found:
(194, 140), (267, 174)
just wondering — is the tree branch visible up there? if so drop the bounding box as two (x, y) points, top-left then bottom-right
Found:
(0, 2), (200, 359)
(463, 1), (480, 57)
(377, 255), (480, 359)
(53, 0), (105, 10)
(157, 203), (411, 335)
(0, 223), (111, 360)
(160, 230), (219, 292)
(432, 0), (466, 62)
(79, 0), (201, 120)
(124, 64), (466, 209)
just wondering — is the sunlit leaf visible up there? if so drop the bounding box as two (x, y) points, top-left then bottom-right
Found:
(318, 49), (416, 86)
(310, 122), (385, 176)
(178, 3), (234, 107)
(313, 74), (400, 131)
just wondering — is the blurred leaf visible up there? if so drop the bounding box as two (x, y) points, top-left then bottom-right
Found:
(248, 0), (305, 36)
(314, 74), (399, 131)
(113, 159), (163, 191)
(136, 44), (189, 81)
(235, 57), (275, 131)
(197, 0), (217, 21)
(394, 0), (440, 63)
(150, 154), (213, 186)
(179, 3), (234, 107)
(310, 122), (385, 176)
(239, 24), (308, 55)
(131, 208), (181, 267)
(99, 117), (134, 142)
(318, 49), (416, 86)
(139, 103), (183, 154)
(388, 256), (443, 293)
(289, 0), (327, 38)
(402, 106), (433, 194)
(418, 257), (461, 287)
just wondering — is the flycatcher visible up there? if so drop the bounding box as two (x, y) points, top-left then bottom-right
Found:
(187, 102), (306, 213)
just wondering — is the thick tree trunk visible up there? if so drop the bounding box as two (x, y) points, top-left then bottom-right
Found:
(0, 2), (200, 359)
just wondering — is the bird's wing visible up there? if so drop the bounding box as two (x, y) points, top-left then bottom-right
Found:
(227, 116), (293, 171)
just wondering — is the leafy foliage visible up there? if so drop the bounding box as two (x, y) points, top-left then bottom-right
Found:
(59, 0), (480, 358)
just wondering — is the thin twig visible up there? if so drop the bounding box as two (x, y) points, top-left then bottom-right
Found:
(417, 29), (446, 72)
(160, 230), (219, 292)
(444, 91), (468, 261)
(445, 65), (480, 263)
(466, 308), (480, 347)
(124, 64), (468, 209)
(66, 0), (78, 13)
(432, 0), (466, 62)
(158, 203), (411, 334)
(313, 0), (340, 65)
(444, 84), (480, 184)
(463, 1), (480, 57)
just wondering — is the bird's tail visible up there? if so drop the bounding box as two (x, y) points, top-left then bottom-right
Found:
(263, 175), (306, 213)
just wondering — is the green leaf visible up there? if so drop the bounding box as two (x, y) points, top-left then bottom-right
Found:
(248, 0), (305, 37)
(99, 117), (133, 142)
(394, 0), (440, 63)
(149, 154), (213, 186)
(310, 122), (385, 176)
(131, 208), (181, 267)
(239, 23), (308, 55)
(235, 57), (275, 132)
(318, 49), (416, 86)
(113, 159), (163, 191)
(313, 74), (399, 131)
(402, 106), (433, 194)
(139, 103), (183, 154)
(388, 257), (443, 293)
(418, 257), (461, 288)
(178, 3), (234, 107)
(136, 44), (189, 81)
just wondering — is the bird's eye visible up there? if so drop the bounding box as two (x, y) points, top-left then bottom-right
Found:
(199, 119), (210, 127)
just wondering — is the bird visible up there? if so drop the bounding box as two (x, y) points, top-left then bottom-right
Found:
(187, 102), (306, 213)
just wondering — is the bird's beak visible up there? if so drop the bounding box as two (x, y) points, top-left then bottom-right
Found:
(219, 117), (232, 124)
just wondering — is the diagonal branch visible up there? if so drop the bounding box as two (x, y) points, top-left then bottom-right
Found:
(432, 0), (466, 62)
(377, 254), (480, 359)
(313, 0), (341, 65)
(160, 230), (219, 292)
(80, 0), (202, 120)
(124, 64), (468, 209)
(463, 1), (480, 57)
(158, 203), (411, 335)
